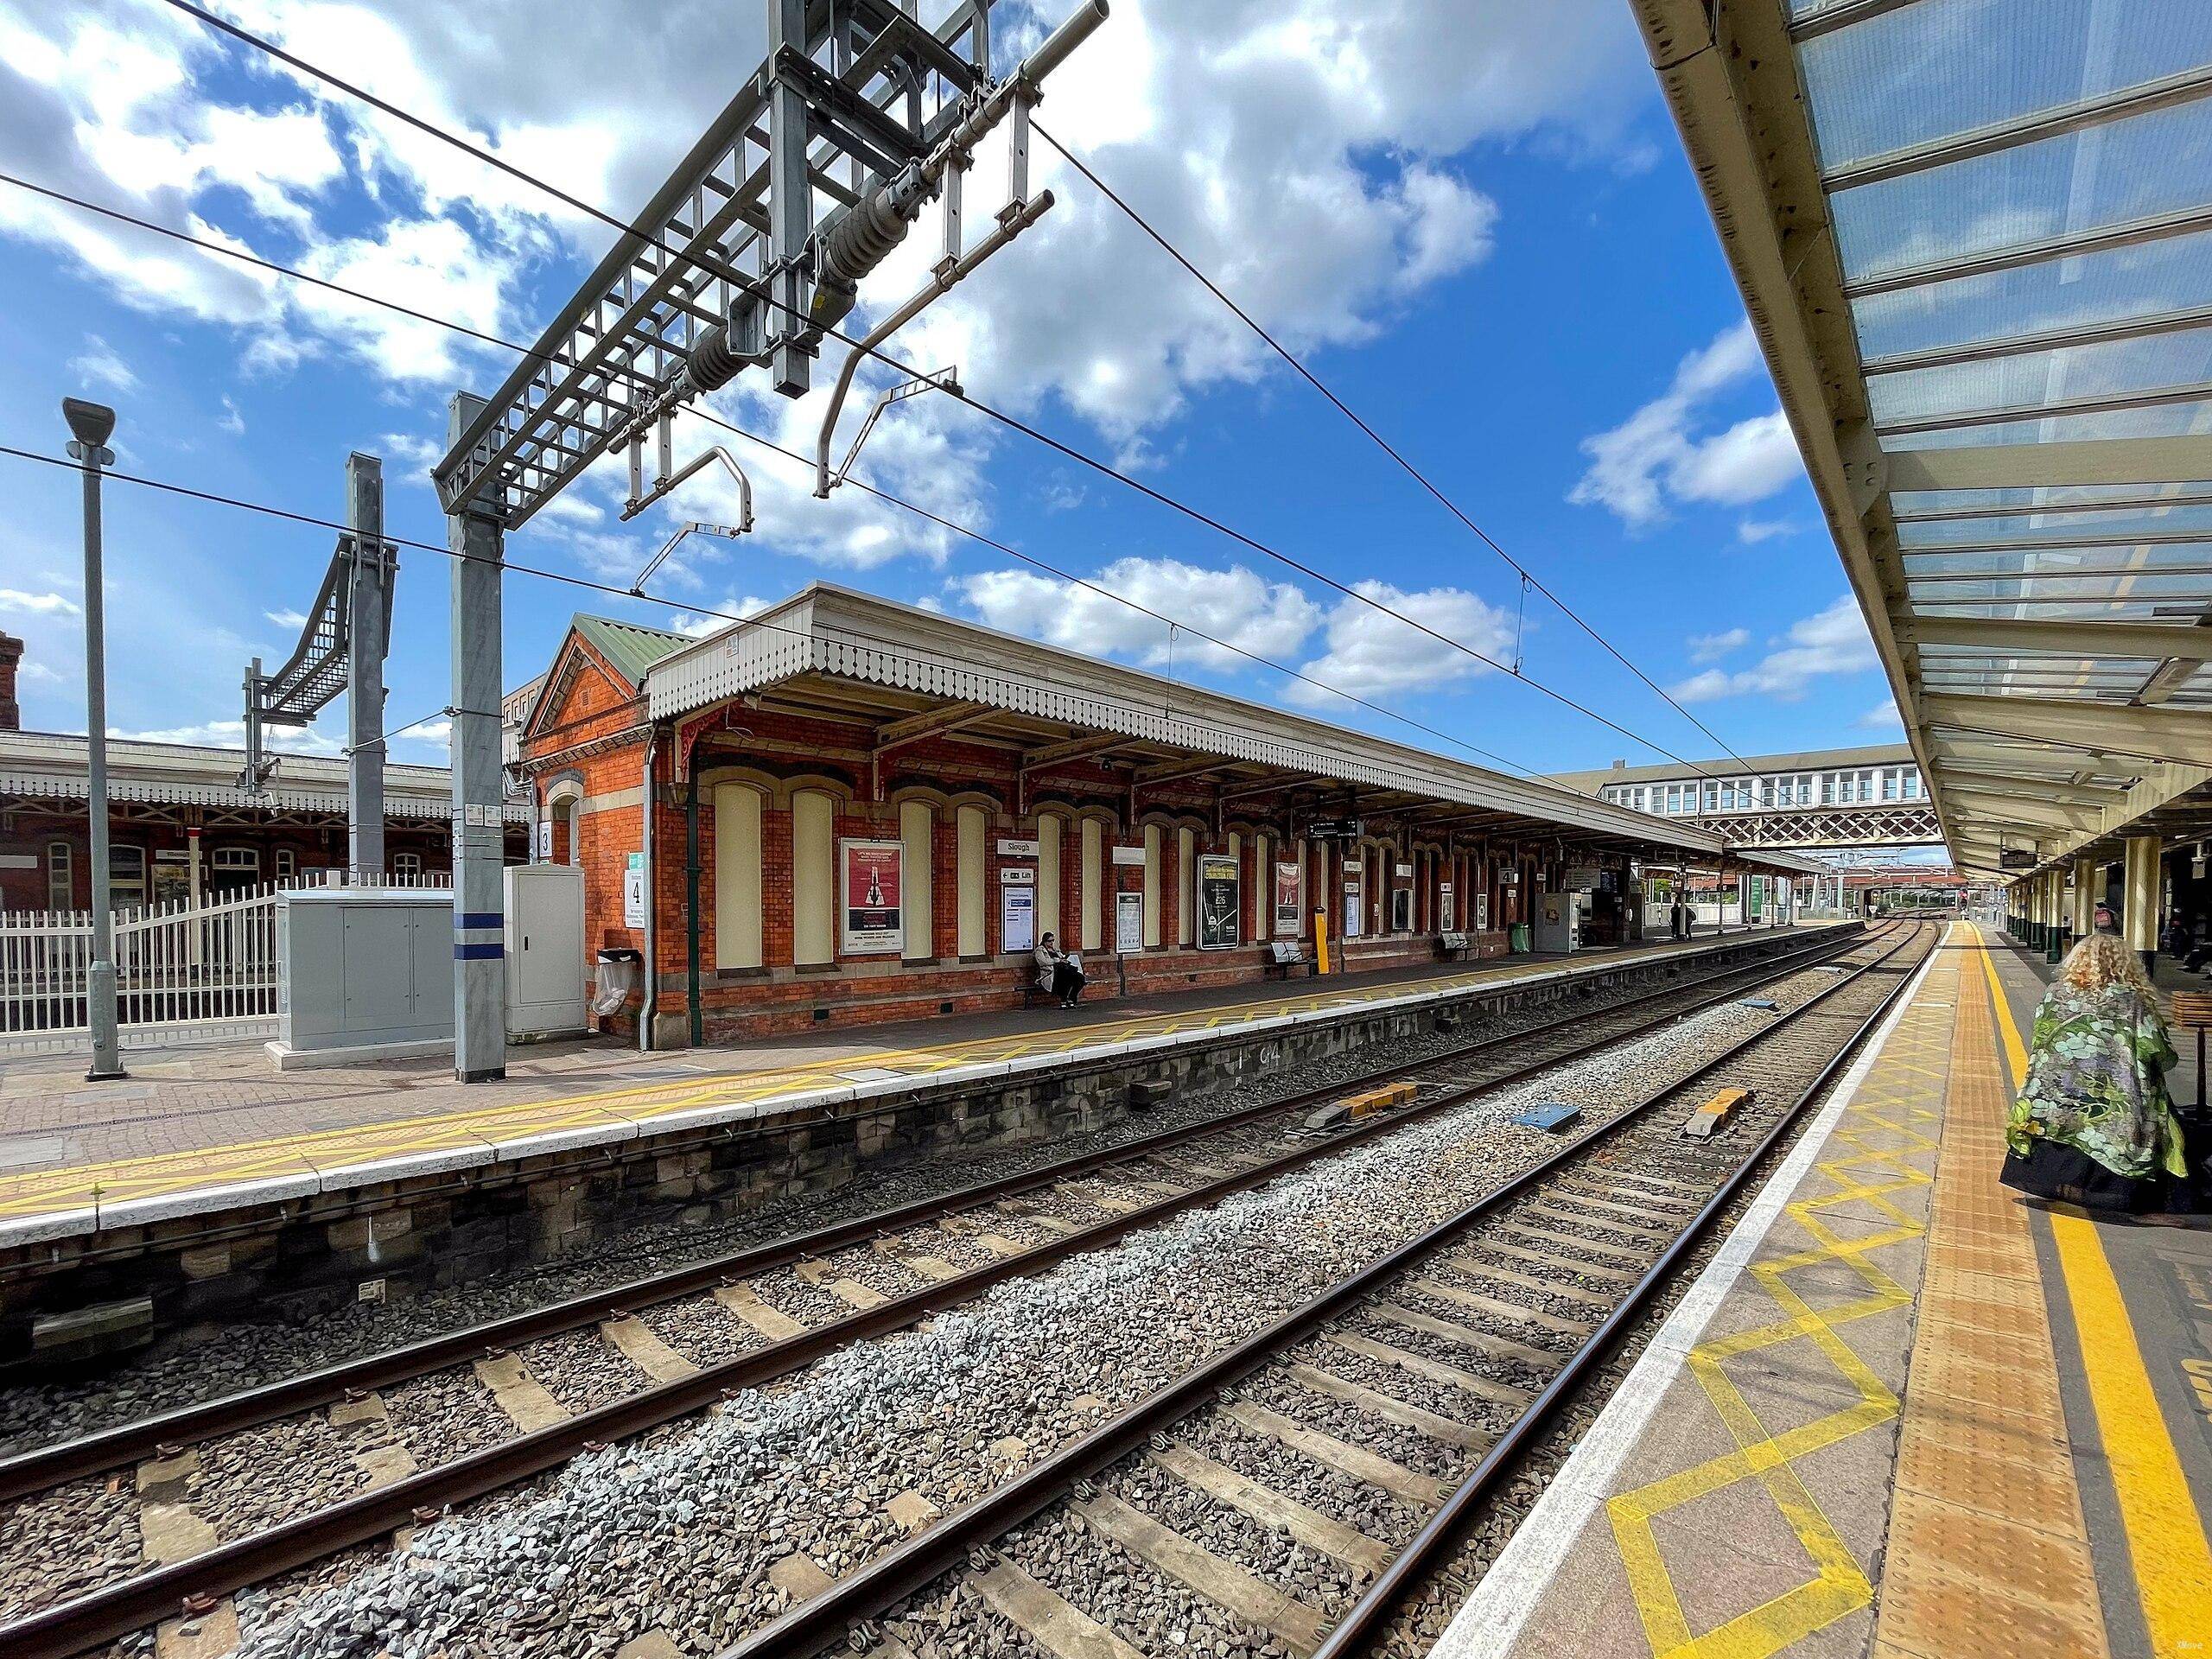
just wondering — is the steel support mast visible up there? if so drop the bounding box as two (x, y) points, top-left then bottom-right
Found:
(448, 392), (507, 1082)
(346, 453), (389, 877)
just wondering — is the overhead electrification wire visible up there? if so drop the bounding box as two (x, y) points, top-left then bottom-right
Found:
(155, 0), (1725, 773)
(0, 167), (1551, 783)
(1030, 118), (1751, 774)
(10, 442), (1697, 830)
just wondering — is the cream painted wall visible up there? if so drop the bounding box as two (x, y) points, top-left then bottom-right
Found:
(791, 789), (835, 965)
(711, 783), (763, 970)
(1038, 814), (1062, 943)
(957, 804), (987, 957)
(1080, 817), (1103, 951)
(1143, 822), (1161, 947)
(899, 800), (934, 962)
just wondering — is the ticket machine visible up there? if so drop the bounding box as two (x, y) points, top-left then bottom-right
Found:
(1533, 888), (1588, 954)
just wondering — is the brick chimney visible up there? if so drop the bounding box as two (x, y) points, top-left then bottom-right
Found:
(0, 632), (21, 733)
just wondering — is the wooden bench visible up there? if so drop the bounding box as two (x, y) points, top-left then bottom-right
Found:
(1437, 931), (1474, 962)
(1262, 941), (1312, 980)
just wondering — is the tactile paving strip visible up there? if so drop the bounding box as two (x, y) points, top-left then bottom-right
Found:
(1872, 926), (2107, 1659)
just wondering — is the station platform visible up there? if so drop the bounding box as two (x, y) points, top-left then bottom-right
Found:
(1435, 921), (2212, 1659)
(0, 924), (1817, 1243)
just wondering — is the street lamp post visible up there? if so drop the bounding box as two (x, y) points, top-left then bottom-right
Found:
(64, 397), (126, 1081)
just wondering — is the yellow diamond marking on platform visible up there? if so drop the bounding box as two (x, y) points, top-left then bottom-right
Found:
(1605, 941), (1951, 1659)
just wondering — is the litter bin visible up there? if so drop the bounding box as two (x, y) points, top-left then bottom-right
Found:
(593, 948), (643, 1026)
(1508, 923), (1531, 955)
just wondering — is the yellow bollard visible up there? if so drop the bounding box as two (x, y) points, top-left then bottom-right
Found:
(1314, 911), (1332, 976)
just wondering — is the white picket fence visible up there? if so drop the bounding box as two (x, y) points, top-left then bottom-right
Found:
(0, 872), (452, 1055)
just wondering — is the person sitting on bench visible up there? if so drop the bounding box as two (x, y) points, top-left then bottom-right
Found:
(1056, 948), (1087, 1007)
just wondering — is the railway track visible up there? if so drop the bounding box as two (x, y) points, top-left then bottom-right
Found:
(716, 920), (1936, 1659)
(0, 923), (1890, 1657)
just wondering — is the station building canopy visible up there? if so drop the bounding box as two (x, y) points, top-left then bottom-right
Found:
(638, 583), (1821, 876)
(1637, 0), (2212, 877)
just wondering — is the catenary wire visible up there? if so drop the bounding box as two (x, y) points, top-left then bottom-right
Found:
(9, 442), (1722, 831)
(1030, 117), (1752, 772)
(0, 166), (1549, 783)
(155, 0), (1725, 773)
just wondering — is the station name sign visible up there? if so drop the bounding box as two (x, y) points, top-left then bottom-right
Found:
(1998, 849), (2036, 871)
(1305, 817), (1363, 840)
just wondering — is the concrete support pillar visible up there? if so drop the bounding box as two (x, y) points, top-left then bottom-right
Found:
(2125, 835), (2160, 976)
(2044, 867), (2065, 963)
(446, 391), (506, 1083)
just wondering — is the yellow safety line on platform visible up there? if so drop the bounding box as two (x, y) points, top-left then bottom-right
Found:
(0, 935), (1754, 1221)
(1605, 939), (1948, 1658)
(1974, 930), (2212, 1658)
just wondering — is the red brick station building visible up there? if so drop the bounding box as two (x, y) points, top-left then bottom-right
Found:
(519, 585), (1804, 1048)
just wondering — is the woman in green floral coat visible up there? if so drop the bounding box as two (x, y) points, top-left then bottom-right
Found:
(2002, 932), (2187, 1213)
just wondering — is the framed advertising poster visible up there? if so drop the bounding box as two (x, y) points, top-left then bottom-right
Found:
(1343, 883), (1362, 939)
(840, 839), (904, 955)
(1001, 881), (1036, 953)
(624, 853), (646, 927)
(1391, 887), (1412, 932)
(1475, 891), (1490, 932)
(1116, 889), (1144, 953)
(1198, 854), (1241, 950)
(1273, 861), (1300, 936)
(1440, 881), (1454, 931)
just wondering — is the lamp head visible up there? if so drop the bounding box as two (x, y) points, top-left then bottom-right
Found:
(63, 397), (117, 448)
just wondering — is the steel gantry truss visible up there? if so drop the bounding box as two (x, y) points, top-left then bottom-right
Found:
(1633, 0), (2212, 885)
(428, 0), (1108, 1079)
(242, 453), (396, 875)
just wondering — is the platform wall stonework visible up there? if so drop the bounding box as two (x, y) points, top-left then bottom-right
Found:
(0, 929), (1825, 1379)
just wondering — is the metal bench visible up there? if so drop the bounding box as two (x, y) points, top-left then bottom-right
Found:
(1438, 931), (1473, 961)
(1263, 941), (1312, 979)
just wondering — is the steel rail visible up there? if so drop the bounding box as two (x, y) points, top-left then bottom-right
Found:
(0, 926), (1879, 1659)
(713, 923), (1929, 1659)
(0, 926), (1855, 1504)
(1310, 925), (1937, 1655)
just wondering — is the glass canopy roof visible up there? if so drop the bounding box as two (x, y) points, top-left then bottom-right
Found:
(1781, 0), (2212, 863)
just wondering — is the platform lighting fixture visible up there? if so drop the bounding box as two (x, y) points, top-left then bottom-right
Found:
(63, 395), (124, 1081)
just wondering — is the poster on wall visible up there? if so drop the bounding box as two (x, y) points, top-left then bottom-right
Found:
(1116, 889), (1144, 953)
(1475, 891), (1490, 932)
(624, 853), (646, 927)
(1273, 862), (1301, 936)
(1440, 881), (1454, 931)
(1001, 880), (1036, 953)
(1198, 854), (1241, 949)
(1391, 887), (1413, 932)
(840, 839), (905, 955)
(1343, 880), (1363, 940)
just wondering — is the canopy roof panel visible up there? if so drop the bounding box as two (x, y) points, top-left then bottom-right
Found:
(1636, 0), (2212, 876)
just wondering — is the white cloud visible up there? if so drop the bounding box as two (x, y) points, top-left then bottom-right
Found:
(264, 607), (309, 629)
(1857, 697), (1902, 729)
(666, 594), (773, 639)
(1287, 579), (1516, 705)
(1668, 595), (1876, 703)
(217, 395), (245, 435)
(376, 430), (444, 468)
(957, 557), (1322, 670)
(1570, 321), (1803, 526)
(67, 334), (138, 392)
(112, 717), (340, 754)
(0, 588), (81, 616)
(1688, 626), (1748, 664)
(1736, 516), (1797, 544)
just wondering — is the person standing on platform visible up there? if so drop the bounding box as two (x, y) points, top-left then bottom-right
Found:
(2094, 901), (2120, 936)
(2001, 932), (2188, 1214)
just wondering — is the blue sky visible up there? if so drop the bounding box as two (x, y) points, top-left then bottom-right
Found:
(0, 0), (1900, 779)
